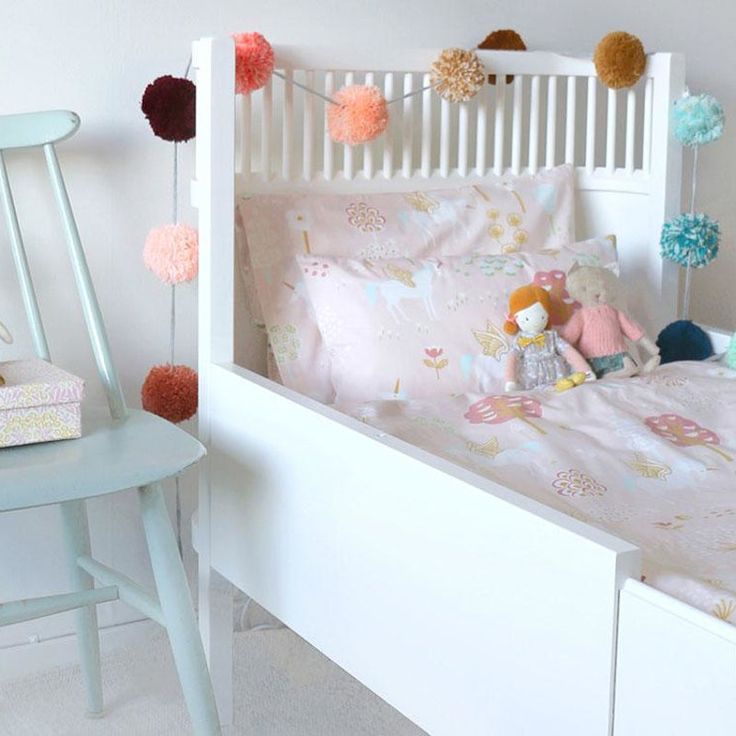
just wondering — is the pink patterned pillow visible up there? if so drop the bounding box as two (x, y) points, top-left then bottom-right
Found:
(239, 165), (575, 402)
(298, 238), (617, 405)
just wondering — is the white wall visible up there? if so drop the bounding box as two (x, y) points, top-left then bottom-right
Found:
(1, 0), (734, 670)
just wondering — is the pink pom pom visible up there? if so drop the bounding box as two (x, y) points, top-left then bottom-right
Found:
(233, 32), (274, 95)
(143, 224), (199, 285)
(327, 85), (389, 146)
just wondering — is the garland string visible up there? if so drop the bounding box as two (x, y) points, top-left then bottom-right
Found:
(271, 69), (436, 107)
(682, 145), (699, 320)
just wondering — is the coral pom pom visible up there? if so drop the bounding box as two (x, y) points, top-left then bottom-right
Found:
(141, 76), (196, 142)
(594, 32), (646, 89)
(477, 29), (527, 85)
(672, 93), (724, 146)
(327, 85), (389, 145)
(233, 32), (274, 94)
(143, 224), (199, 285)
(142, 364), (198, 423)
(660, 213), (720, 268)
(431, 48), (486, 103)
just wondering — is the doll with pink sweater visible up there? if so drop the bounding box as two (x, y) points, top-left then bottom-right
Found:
(560, 266), (660, 378)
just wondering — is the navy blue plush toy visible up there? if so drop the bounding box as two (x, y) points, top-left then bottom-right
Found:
(656, 320), (714, 364)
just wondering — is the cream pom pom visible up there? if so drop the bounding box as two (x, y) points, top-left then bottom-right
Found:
(431, 48), (486, 103)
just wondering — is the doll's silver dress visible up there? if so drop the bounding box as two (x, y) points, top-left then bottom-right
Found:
(512, 330), (572, 390)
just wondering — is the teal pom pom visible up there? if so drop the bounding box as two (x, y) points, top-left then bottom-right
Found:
(660, 213), (720, 268)
(672, 93), (724, 146)
(728, 332), (736, 370)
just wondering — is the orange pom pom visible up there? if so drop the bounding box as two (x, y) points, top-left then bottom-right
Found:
(477, 29), (527, 85)
(594, 32), (646, 89)
(327, 85), (389, 146)
(141, 364), (198, 424)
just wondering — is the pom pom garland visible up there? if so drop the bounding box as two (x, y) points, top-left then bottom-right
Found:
(431, 48), (486, 103)
(593, 32), (646, 89)
(141, 76), (196, 142)
(672, 93), (725, 147)
(142, 364), (198, 423)
(727, 332), (736, 370)
(234, 32), (274, 94)
(477, 29), (527, 85)
(143, 224), (199, 284)
(327, 85), (389, 145)
(656, 321), (714, 364)
(660, 213), (720, 268)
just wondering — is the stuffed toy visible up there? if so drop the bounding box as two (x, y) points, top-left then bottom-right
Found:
(0, 319), (12, 386)
(561, 266), (660, 378)
(504, 284), (594, 392)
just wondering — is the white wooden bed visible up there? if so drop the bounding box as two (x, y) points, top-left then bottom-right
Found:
(191, 37), (736, 736)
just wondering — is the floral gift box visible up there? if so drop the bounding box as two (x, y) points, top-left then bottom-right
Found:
(0, 359), (85, 448)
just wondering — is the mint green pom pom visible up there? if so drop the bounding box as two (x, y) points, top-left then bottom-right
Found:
(672, 93), (724, 147)
(728, 332), (736, 370)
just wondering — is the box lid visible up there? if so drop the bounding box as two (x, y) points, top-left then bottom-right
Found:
(0, 359), (85, 411)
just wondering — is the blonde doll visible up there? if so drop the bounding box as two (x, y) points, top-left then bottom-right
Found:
(503, 285), (594, 392)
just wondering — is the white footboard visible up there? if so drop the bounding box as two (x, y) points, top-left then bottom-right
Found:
(204, 362), (640, 736)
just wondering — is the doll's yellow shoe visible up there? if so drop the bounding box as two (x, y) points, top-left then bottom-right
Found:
(570, 371), (587, 386)
(555, 377), (575, 392)
(555, 372), (588, 392)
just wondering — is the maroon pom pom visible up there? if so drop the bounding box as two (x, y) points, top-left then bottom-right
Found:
(141, 364), (198, 423)
(141, 76), (196, 142)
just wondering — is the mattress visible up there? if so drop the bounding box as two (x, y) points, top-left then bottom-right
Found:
(339, 361), (736, 625)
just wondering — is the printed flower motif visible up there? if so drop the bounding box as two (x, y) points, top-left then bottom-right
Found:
(359, 240), (401, 260)
(302, 260), (330, 278)
(512, 229), (529, 247)
(267, 324), (300, 364)
(488, 223), (505, 240)
(553, 469), (607, 497)
(486, 208), (500, 220)
(346, 202), (386, 232)
(404, 191), (440, 214)
(645, 414), (733, 462)
(628, 453), (672, 480)
(467, 437), (501, 458)
(423, 347), (448, 379)
(507, 213), (522, 228)
(712, 599), (736, 622)
(479, 255), (524, 277)
(652, 514), (690, 531)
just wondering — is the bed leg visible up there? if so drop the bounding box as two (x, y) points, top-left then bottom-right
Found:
(200, 564), (234, 727)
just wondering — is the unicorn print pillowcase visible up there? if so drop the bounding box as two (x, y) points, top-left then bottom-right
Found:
(239, 164), (575, 402)
(297, 237), (617, 405)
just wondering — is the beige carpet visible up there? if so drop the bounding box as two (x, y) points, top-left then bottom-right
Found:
(0, 628), (426, 735)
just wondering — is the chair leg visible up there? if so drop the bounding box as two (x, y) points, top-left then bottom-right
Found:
(138, 481), (221, 736)
(59, 500), (104, 717)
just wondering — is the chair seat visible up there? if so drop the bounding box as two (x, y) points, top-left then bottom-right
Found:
(0, 406), (205, 512)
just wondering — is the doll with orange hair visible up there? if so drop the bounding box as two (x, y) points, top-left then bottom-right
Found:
(504, 284), (594, 392)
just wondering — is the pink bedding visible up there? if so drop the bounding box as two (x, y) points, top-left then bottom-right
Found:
(340, 361), (736, 624)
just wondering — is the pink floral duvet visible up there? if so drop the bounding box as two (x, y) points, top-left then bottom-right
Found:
(341, 361), (736, 625)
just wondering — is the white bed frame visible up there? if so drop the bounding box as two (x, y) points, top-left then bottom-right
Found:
(192, 37), (736, 736)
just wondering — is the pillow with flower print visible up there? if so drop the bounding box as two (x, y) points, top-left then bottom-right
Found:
(297, 237), (617, 405)
(237, 164), (576, 402)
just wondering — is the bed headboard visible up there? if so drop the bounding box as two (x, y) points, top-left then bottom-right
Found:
(192, 38), (685, 374)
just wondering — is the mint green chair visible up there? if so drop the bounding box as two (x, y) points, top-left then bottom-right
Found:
(0, 111), (221, 736)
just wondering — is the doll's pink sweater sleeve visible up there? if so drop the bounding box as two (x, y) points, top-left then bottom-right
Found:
(560, 310), (583, 345)
(617, 310), (644, 342)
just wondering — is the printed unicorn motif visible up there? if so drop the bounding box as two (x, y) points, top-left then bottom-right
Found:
(365, 263), (438, 322)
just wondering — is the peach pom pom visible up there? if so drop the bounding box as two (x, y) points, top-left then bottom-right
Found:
(327, 85), (389, 146)
(143, 224), (199, 285)
(233, 32), (274, 95)
(142, 364), (198, 424)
